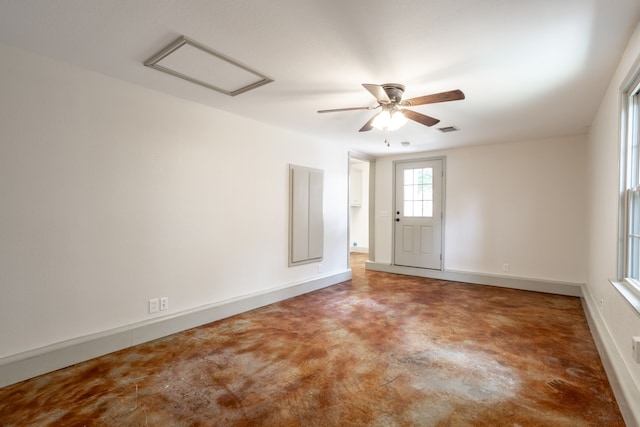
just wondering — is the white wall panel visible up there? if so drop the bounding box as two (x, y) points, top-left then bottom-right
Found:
(289, 165), (324, 265)
(308, 169), (324, 260)
(290, 167), (310, 263)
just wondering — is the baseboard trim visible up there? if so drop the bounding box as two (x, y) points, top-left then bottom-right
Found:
(365, 261), (582, 296)
(0, 270), (352, 388)
(581, 286), (640, 426)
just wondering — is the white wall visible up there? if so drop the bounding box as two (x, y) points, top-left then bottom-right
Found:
(586, 20), (640, 414)
(0, 42), (349, 360)
(374, 135), (587, 284)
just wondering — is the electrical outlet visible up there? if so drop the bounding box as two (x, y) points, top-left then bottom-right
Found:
(633, 336), (640, 363)
(317, 264), (323, 273)
(502, 263), (510, 272)
(160, 297), (168, 311)
(149, 298), (159, 314)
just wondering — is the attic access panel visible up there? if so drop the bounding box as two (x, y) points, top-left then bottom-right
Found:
(144, 36), (273, 96)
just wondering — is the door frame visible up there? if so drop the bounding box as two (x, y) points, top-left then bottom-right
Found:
(392, 156), (446, 271)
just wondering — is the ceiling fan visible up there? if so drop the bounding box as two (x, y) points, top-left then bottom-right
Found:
(317, 83), (465, 132)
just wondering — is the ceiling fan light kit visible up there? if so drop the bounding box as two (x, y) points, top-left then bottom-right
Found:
(318, 83), (465, 143)
(371, 108), (407, 131)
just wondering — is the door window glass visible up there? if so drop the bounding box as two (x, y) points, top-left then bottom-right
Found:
(403, 167), (433, 217)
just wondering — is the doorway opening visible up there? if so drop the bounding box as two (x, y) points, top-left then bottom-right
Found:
(348, 154), (375, 267)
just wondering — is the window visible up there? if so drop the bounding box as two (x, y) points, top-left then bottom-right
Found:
(616, 67), (640, 314)
(403, 167), (433, 218)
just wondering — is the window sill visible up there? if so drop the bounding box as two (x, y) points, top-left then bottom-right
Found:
(610, 279), (640, 317)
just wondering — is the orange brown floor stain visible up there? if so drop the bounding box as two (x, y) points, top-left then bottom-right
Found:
(0, 253), (625, 426)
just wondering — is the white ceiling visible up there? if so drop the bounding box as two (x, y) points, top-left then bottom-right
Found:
(1, 0), (639, 156)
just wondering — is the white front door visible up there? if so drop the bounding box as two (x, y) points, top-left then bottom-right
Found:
(393, 159), (443, 269)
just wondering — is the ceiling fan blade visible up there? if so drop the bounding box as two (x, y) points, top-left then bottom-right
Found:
(317, 106), (376, 113)
(362, 84), (391, 103)
(401, 109), (440, 127)
(359, 113), (379, 132)
(402, 89), (465, 107)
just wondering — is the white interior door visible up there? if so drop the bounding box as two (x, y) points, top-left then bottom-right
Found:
(393, 159), (443, 269)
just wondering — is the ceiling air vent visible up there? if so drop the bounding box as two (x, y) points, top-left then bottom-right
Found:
(438, 126), (459, 133)
(144, 36), (273, 96)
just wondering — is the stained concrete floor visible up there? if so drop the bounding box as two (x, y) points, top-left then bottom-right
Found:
(0, 253), (624, 426)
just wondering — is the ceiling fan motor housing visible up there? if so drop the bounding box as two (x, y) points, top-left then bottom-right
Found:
(382, 83), (405, 103)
